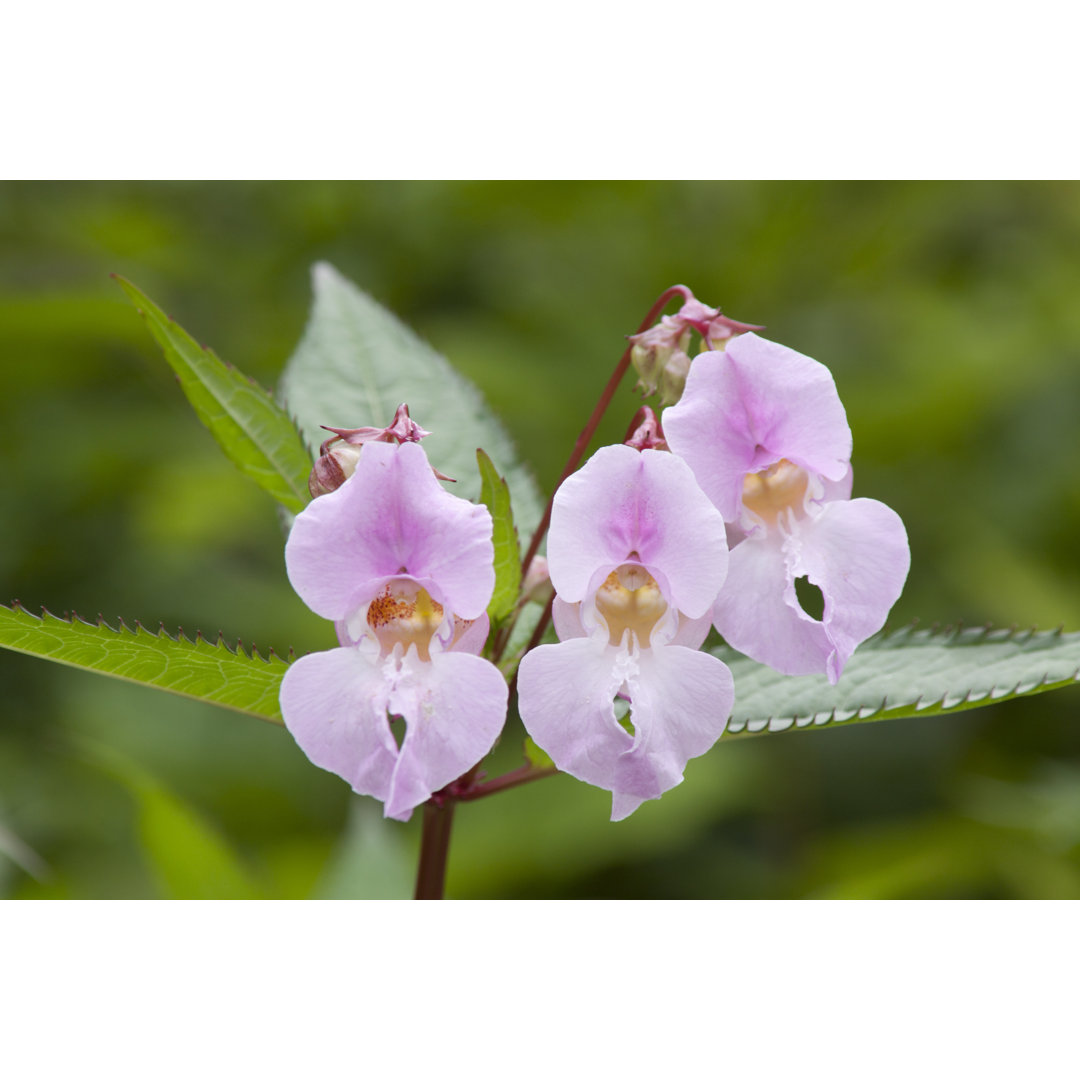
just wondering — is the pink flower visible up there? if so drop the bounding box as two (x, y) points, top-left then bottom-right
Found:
(280, 440), (507, 821)
(663, 332), (910, 683)
(517, 445), (734, 820)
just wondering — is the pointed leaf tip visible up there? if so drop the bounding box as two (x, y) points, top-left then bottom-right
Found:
(277, 262), (542, 534)
(115, 277), (313, 514)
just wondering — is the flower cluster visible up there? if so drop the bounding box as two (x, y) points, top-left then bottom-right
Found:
(279, 290), (909, 824)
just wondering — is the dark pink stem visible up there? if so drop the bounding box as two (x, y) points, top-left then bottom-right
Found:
(455, 762), (558, 803)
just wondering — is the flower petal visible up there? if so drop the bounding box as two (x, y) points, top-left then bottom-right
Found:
(793, 497), (910, 682)
(664, 333), (852, 521)
(448, 613), (490, 656)
(286, 441), (494, 622)
(610, 646), (733, 820)
(714, 498), (910, 682)
(517, 637), (634, 789)
(551, 597), (587, 641)
(518, 637), (733, 821)
(384, 649), (509, 820)
(713, 532), (834, 677)
(279, 645), (399, 805)
(669, 610), (713, 650)
(548, 445), (727, 618)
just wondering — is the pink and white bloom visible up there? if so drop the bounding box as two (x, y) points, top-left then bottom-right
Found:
(280, 440), (508, 821)
(517, 445), (734, 821)
(663, 332), (910, 684)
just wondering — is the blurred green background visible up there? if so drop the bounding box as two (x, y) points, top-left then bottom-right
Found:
(3, 181), (1080, 899)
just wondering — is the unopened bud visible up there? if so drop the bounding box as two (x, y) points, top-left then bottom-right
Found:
(522, 555), (553, 606)
(629, 317), (690, 397)
(308, 443), (362, 498)
(657, 349), (691, 407)
(624, 406), (668, 451)
(630, 340), (665, 396)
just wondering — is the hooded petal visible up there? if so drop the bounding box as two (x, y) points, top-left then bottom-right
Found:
(279, 645), (400, 804)
(383, 649), (508, 820)
(714, 498), (909, 682)
(609, 645), (734, 820)
(286, 441), (494, 622)
(548, 445), (728, 618)
(664, 333), (852, 521)
(517, 637), (634, 789)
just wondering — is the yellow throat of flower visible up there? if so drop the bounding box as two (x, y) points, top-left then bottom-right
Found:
(367, 581), (445, 661)
(741, 459), (809, 526)
(594, 564), (668, 648)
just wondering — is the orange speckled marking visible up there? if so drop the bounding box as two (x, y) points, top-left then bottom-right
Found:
(367, 583), (445, 660)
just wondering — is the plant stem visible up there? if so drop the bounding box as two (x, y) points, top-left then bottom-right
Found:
(412, 755), (560, 897)
(456, 761), (557, 802)
(414, 799), (456, 900)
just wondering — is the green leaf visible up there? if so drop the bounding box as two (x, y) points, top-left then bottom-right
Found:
(0, 603), (287, 724)
(80, 739), (262, 899)
(114, 276), (312, 514)
(523, 736), (555, 772)
(277, 262), (543, 534)
(717, 624), (1080, 738)
(476, 448), (522, 622)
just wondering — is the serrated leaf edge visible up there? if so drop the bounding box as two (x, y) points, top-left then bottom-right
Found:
(722, 626), (1080, 738)
(7, 600), (292, 666)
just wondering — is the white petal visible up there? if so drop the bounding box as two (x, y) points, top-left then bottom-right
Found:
(609, 646), (733, 818)
(713, 533), (834, 677)
(279, 646), (399, 804)
(793, 498), (910, 682)
(384, 649), (508, 819)
(517, 637), (633, 789)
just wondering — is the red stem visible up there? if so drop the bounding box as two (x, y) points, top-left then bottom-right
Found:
(414, 799), (456, 900)
(456, 762), (558, 802)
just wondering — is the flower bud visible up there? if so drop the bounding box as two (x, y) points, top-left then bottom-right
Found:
(629, 293), (760, 404)
(628, 317), (690, 397)
(623, 406), (668, 451)
(630, 339), (665, 396)
(308, 443), (362, 498)
(521, 555), (553, 607)
(657, 349), (691, 407)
